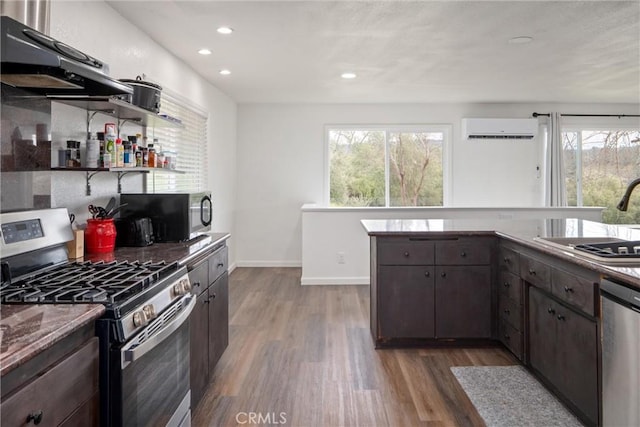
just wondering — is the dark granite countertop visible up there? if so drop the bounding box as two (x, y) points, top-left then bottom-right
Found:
(0, 304), (105, 376)
(361, 218), (640, 291)
(0, 231), (230, 377)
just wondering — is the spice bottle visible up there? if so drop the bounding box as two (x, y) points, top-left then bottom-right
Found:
(115, 138), (124, 167)
(147, 143), (156, 168)
(105, 132), (116, 168)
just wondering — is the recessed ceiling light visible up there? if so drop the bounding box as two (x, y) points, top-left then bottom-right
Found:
(217, 26), (233, 35)
(198, 48), (212, 55)
(341, 72), (357, 79)
(219, 69), (231, 75)
(508, 36), (533, 44)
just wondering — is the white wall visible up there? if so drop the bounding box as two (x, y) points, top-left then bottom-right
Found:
(235, 102), (639, 269)
(47, 1), (238, 266)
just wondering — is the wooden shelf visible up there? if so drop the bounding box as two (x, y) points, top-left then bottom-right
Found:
(50, 96), (184, 129)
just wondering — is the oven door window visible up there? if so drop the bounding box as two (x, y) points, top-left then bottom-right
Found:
(116, 301), (191, 426)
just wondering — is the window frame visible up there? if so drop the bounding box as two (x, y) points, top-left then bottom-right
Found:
(323, 124), (452, 207)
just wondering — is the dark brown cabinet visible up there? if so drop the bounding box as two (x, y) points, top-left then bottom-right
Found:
(528, 286), (598, 426)
(189, 244), (229, 410)
(378, 266), (435, 338)
(435, 266), (491, 338)
(497, 243), (524, 360)
(372, 236), (493, 344)
(1, 337), (99, 427)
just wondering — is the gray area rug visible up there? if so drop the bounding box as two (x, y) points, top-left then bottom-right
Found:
(450, 365), (584, 427)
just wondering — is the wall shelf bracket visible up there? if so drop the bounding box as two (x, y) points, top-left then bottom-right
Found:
(85, 170), (103, 196)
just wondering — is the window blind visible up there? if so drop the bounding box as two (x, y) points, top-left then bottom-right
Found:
(147, 92), (208, 193)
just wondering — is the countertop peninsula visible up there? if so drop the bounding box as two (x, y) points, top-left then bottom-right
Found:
(361, 218), (640, 290)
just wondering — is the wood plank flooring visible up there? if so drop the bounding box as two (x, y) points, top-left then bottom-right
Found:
(192, 267), (518, 427)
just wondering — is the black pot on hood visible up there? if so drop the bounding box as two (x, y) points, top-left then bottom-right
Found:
(119, 76), (162, 113)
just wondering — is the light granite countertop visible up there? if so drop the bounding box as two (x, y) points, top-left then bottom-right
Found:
(361, 218), (640, 290)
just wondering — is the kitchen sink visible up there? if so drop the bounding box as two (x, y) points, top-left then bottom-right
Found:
(534, 236), (640, 266)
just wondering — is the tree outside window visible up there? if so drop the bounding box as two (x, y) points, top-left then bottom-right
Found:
(328, 127), (445, 207)
(563, 129), (640, 223)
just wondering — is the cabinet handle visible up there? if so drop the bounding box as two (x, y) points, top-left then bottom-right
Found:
(547, 307), (555, 314)
(217, 263), (224, 268)
(424, 271), (430, 277)
(504, 334), (510, 340)
(557, 314), (566, 321)
(209, 293), (217, 301)
(503, 257), (510, 263)
(193, 281), (201, 288)
(503, 309), (510, 315)
(564, 286), (574, 293)
(403, 251), (410, 257)
(460, 251), (467, 257)
(529, 268), (536, 276)
(26, 411), (43, 425)
(503, 281), (510, 288)
(440, 272), (447, 278)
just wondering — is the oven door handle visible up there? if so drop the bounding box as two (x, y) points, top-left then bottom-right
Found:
(121, 295), (196, 369)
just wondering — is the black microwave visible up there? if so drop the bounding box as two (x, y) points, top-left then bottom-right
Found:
(119, 192), (212, 242)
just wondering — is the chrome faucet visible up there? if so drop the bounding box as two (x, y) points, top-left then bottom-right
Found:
(617, 177), (640, 211)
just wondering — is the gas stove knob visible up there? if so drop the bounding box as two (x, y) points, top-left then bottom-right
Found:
(181, 278), (192, 293)
(132, 310), (148, 327)
(143, 304), (156, 320)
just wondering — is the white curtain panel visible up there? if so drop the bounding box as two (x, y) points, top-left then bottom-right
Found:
(545, 112), (567, 206)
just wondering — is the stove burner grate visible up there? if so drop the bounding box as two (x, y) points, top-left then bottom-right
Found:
(0, 260), (179, 305)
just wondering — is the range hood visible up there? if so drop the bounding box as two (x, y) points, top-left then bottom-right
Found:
(1, 15), (133, 97)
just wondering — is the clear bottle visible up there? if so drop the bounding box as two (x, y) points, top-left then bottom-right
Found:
(105, 132), (116, 168)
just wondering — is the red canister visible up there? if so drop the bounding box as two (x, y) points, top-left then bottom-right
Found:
(85, 218), (117, 253)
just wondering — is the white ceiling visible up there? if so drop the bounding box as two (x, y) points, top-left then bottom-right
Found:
(107, 1), (640, 104)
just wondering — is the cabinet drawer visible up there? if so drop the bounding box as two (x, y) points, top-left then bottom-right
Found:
(209, 246), (229, 282)
(189, 258), (209, 296)
(499, 270), (522, 305)
(378, 239), (435, 265)
(1, 338), (99, 427)
(520, 255), (551, 291)
(551, 268), (596, 316)
(499, 294), (522, 330)
(498, 245), (520, 274)
(499, 319), (523, 360)
(435, 238), (492, 265)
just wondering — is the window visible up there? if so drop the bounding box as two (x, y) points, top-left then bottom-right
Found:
(327, 125), (449, 207)
(147, 92), (208, 192)
(563, 128), (640, 223)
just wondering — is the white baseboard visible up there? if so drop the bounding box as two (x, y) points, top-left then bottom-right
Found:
(300, 276), (370, 286)
(228, 262), (237, 274)
(235, 260), (302, 268)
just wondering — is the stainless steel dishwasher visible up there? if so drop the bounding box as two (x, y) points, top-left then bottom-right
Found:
(600, 279), (640, 427)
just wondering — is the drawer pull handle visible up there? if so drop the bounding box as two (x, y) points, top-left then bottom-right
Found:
(217, 263), (224, 268)
(564, 286), (574, 293)
(504, 334), (510, 340)
(503, 309), (510, 314)
(460, 251), (467, 257)
(193, 281), (201, 288)
(441, 272), (447, 278)
(557, 314), (566, 321)
(547, 307), (555, 314)
(424, 271), (430, 277)
(403, 251), (410, 257)
(26, 411), (43, 425)
(210, 293), (217, 301)
(503, 282), (510, 288)
(529, 269), (536, 276)
(503, 257), (510, 263)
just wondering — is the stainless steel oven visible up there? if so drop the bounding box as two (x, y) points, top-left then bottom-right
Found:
(106, 293), (195, 426)
(1, 208), (197, 427)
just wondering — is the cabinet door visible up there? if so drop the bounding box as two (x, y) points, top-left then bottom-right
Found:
(209, 272), (229, 370)
(555, 306), (598, 425)
(435, 266), (491, 338)
(528, 287), (557, 383)
(190, 291), (211, 410)
(378, 266), (435, 338)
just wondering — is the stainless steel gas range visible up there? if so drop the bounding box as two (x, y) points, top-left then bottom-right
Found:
(0, 208), (194, 427)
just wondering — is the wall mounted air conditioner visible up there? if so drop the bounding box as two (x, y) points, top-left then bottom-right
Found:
(461, 118), (538, 140)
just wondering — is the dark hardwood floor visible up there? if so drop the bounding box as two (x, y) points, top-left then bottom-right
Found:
(192, 267), (518, 427)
